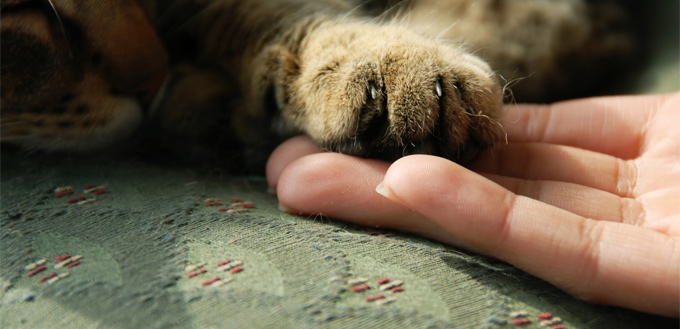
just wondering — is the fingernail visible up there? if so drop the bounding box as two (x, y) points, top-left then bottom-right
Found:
(266, 186), (277, 195)
(375, 181), (394, 199)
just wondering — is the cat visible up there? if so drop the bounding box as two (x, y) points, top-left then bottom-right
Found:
(0, 0), (632, 171)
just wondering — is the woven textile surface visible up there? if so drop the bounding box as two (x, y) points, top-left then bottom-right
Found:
(1, 153), (676, 329)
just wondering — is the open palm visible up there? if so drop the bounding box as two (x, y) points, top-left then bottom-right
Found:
(266, 92), (680, 317)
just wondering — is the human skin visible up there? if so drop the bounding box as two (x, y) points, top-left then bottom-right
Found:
(266, 92), (680, 317)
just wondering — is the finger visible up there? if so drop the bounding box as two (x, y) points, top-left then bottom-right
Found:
(381, 155), (680, 317)
(482, 174), (644, 225)
(469, 143), (637, 198)
(503, 93), (672, 159)
(644, 91), (680, 149)
(266, 136), (323, 190)
(275, 152), (480, 251)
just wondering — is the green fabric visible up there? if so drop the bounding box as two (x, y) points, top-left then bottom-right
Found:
(1, 153), (676, 328)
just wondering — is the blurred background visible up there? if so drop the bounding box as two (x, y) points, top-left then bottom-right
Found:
(624, 1), (678, 94)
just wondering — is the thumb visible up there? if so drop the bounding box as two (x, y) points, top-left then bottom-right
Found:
(377, 155), (680, 316)
(377, 155), (514, 253)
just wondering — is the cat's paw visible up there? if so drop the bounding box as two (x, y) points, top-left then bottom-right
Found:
(280, 22), (505, 162)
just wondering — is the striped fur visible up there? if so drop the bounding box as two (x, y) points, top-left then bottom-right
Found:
(1, 0), (631, 170)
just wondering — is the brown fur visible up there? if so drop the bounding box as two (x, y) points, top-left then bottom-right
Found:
(1, 0), (167, 150)
(0, 0), (631, 169)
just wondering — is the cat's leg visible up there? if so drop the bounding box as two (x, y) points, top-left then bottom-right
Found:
(397, 0), (634, 102)
(250, 21), (505, 162)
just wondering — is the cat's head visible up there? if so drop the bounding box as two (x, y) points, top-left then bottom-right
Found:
(1, 0), (167, 150)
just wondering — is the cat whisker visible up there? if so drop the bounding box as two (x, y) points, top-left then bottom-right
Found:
(46, 0), (73, 58)
(435, 21), (460, 40)
(375, 0), (412, 24)
(343, 0), (370, 19)
(0, 120), (29, 127)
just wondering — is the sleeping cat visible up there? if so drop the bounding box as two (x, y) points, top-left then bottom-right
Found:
(0, 0), (631, 171)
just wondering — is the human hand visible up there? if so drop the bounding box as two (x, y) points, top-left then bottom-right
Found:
(266, 92), (680, 317)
